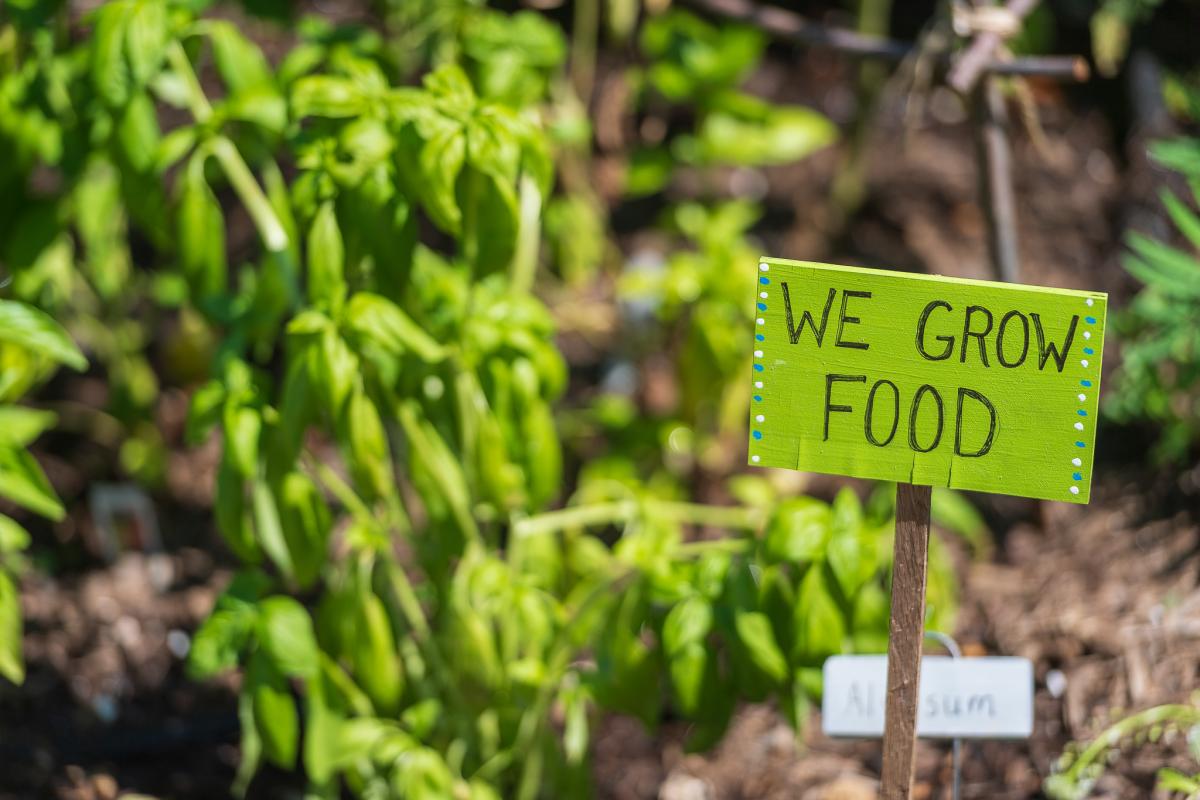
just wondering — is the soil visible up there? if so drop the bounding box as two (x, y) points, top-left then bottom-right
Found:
(4, 8), (1199, 800)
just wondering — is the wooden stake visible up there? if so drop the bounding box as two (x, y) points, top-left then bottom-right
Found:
(880, 482), (933, 799)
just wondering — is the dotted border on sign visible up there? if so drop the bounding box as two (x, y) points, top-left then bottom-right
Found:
(1069, 297), (1098, 497)
(749, 262), (770, 464)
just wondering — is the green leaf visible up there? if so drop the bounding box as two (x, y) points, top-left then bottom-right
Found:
(662, 595), (712, 656)
(186, 381), (226, 445)
(188, 598), (256, 679)
(257, 596), (319, 680)
(177, 155), (228, 302)
(352, 593), (403, 715)
(0, 407), (57, 449)
(215, 461), (261, 564)
(248, 651), (298, 769)
(792, 566), (846, 662)
(342, 293), (444, 363)
(1159, 187), (1200, 252)
(307, 201), (346, 314)
(208, 21), (274, 93)
(1124, 232), (1200, 297)
(412, 120), (467, 235)
(252, 482), (294, 581)
(337, 388), (393, 501)
(224, 405), (261, 479)
(117, 92), (162, 173)
(764, 498), (830, 563)
(156, 126), (197, 174)
(931, 487), (988, 554)
(458, 167), (518, 276)
(124, 0), (168, 88)
(0, 572), (24, 684)
(850, 581), (890, 653)
(290, 76), (366, 119)
(234, 680), (262, 797)
(0, 447), (64, 521)
(0, 516), (31, 554)
(223, 85), (288, 135)
(1156, 767), (1200, 794)
(733, 611), (788, 684)
(0, 301), (86, 372)
(90, 3), (133, 106)
(277, 472), (330, 590)
(562, 684), (590, 766)
(302, 669), (342, 784)
(1149, 138), (1200, 178)
(668, 642), (709, 716)
(697, 100), (837, 167)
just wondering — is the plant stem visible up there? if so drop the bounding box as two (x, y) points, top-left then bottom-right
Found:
(570, 0), (599, 103)
(509, 174), (542, 295)
(308, 459), (374, 523)
(165, 41), (289, 253)
(1061, 704), (1200, 785)
(165, 41), (213, 122)
(512, 499), (765, 538)
(511, 568), (635, 798)
(209, 137), (289, 253)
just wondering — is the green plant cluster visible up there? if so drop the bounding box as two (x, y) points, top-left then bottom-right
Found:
(1044, 697), (1200, 799)
(0, 301), (85, 684)
(0, 2), (968, 797)
(1106, 138), (1200, 462)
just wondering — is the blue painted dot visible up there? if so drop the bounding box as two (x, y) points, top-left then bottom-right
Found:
(1085, 316), (1096, 324)
(760, 277), (769, 285)
(1072, 472), (1082, 481)
(1083, 347), (1094, 355)
(1075, 441), (1086, 448)
(1081, 380), (1092, 387)
(752, 431), (762, 440)
(754, 395), (762, 402)
(753, 364), (764, 372)
(757, 303), (767, 311)
(756, 334), (764, 341)
(1077, 409), (1087, 416)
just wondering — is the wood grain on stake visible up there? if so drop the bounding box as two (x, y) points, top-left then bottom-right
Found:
(880, 483), (932, 800)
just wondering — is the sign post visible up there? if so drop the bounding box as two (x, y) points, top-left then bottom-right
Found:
(880, 483), (931, 799)
(747, 257), (1105, 796)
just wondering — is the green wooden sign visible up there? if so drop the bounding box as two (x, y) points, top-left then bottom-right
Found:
(746, 258), (1107, 503)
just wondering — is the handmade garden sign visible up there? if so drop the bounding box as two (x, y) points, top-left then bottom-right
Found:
(745, 258), (1107, 503)
(746, 257), (1106, 799)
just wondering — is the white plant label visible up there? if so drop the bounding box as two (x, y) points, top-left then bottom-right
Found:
(821, 655), (1034, 739)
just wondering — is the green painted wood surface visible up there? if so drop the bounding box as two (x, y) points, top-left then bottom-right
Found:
(746, 258), (1107, 504)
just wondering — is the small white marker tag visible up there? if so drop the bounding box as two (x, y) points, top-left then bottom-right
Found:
(821, 655), (1034, 739)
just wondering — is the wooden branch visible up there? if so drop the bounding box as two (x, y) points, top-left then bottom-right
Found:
(880, 482), (932, 800)
(973, 79), (1021, 283)
(947, 0), (1040, 94)
(684, 0), (1089, 82)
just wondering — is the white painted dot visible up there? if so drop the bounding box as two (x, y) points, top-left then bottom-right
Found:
(1078, 394), (1086, 401)
(1074, 422), (1084, 431)
(755, 381), (763, 388)
(754, 350), (763, 358)
(1071, 457), (1082, 467)
(751, 455), (760, 463)
(759, 263), (769, 272)
(1086, 298), (1094, 307)
(1081, 359), (1089, 367)
(1069, 486), (1080, 495)
(756, 318), (765, 325)
(755, 414), (765, 422)
(760, 292), (768, 299)
(1083, 331), (1091, 340)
